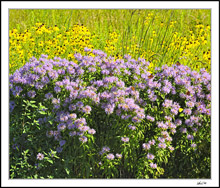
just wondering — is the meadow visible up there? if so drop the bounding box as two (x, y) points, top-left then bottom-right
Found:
(9, 9), (211, 179)
(9, 9), (211, 73)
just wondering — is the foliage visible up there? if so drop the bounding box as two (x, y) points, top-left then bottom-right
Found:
(9, 9), (211, 74)
(9, 50), (211, 178)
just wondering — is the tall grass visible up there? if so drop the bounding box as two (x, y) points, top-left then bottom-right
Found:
(9, 9), (211, 72)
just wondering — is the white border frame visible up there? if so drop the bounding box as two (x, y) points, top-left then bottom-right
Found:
(1, 1), (219, 187)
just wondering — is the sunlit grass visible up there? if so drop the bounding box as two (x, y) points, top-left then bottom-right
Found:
(9, 9), (211, 74)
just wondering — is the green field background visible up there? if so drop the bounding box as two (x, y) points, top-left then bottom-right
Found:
(9, 9), (211, 73)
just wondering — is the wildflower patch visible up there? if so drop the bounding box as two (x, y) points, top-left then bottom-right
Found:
(9, 48), (211, 178)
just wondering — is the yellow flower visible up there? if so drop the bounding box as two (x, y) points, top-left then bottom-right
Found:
(68, 53), (74, 59)
(36, 29), (43, 35)
(179, 108), (183, 112)
(202, 40), (207, 45)
(53, 26), (59, 32)
(206, 25), (211, 30)
(38, 41), (44, 47)
(66, 31), (70, 35)
(57, 34), (62, 38)
(36, 22), (42, 27)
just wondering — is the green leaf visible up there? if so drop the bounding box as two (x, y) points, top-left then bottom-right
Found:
(47, 159), (53, 164)
(31, 104), (38, 108)
(179, 113), (184, 117)
(39, 111), (47, 115)
(65, 168), (70, 175)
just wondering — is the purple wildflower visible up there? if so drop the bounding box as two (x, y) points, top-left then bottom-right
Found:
(158, 143), (167, 149)
(168, 146), (175, 151)
(143, 143), (151, 150)
(79, 136), (88, 143)
(106, 153), (115, 160)
(175, 119), (182, 126)
(9, 101), (16, 112)
(59, 140), (66, 147)
(146, 115), (155, 122)
(162, 99), (173, 108)
(69, 113), (77, 119)
(186, 101), (195, 108)
(69, 131), (77, 136)
(191, 143), (197, 148)
(88, 128), (96, 135)
(82, 105), (92, 114)
(180, 127), (187, 133)
(116, 153), (122, 159)
(76, 101), (84, 108)
(147, 153), (155, 160)
(57, 123), (66, 131)
(183, 108), (192, 115)
(78, 125), (90, 132)
(56, 147), (63, 153)
(84, 47), (91, 52)
(162, 86), (171, 94)
(150, 163), (157, 169)
(54, 86), (61, 93)
(52, 98), (60, 105)
(128, 125), (136, 130)
(69, 104), (76, 111)
(132, 116), (141, 123)
(157, 121), (168, 129)
(37, 153), (44, 160)
(27, 90), (36, 98)
(158, 137), (165, 143)
(148, 139), (156, 145)
(121, 137), (129, 142)
(99, 146), (110, 155)
(187, 134), (194, 140)
(45, 93), (53, 99)
(46, 130), (54, 138)
(48, 70), (58, 80)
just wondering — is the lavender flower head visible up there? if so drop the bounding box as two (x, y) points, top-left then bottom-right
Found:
(191, 143), (197, 148)
(187, 134), (194, 140)
(99, 146), (110, 155)
(59, 140), (66, 147)
(106, 153), (115, 160)
(147, 153), (155, 160)
(88, 128), (96, 135)
(37, 153), (44, 160)
(79, 136), (88, 143)
(143, 143), (151, 150)
(116, 153), (122, 159)
(56, 147), (63, 153)
(121, 137), (129, 142)
(150, 163), (157, 169)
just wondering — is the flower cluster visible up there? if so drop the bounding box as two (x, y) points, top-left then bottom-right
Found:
(9, 23), (94, 73)
(142, 11), (211, 72)
(9, 48), (211, 178)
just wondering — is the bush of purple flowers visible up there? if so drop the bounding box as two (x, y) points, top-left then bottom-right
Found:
(9, 48), (211, 178)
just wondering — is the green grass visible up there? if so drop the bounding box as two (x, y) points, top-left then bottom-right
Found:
(9, 9), (211, 33)
(9, 9), (211, 72)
